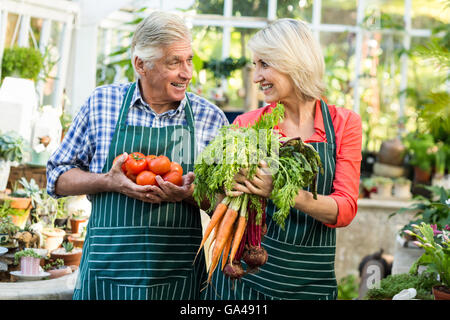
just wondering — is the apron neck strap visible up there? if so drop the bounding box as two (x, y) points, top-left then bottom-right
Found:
(319, 99), (335, 146)
(117, 82), (195, 130)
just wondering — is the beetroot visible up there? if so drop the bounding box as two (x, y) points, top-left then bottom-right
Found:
(243, 245), (268, 269)
(223, 262), (245, 280)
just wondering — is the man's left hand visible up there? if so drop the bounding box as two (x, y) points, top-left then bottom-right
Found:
(145, 171), (195, 203)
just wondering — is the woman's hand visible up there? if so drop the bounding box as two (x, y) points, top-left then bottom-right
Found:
(227, 161), (273, 198)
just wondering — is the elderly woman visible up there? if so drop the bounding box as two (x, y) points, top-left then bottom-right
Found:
(47, 11), (228, 300)
(204, 19), (362, 300)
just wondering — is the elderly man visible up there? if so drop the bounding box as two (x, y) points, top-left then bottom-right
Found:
(47, 11), (228, 300)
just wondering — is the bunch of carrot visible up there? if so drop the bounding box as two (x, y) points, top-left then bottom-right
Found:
(195, 193), (268, 284)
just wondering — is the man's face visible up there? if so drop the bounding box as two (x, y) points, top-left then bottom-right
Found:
(140, 41), (193, 105)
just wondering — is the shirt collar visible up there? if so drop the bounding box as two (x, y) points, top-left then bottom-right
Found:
(273, 100), (326, 142)
(130, 80), (186, 117)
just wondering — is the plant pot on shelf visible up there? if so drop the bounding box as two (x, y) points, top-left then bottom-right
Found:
(414, 166), (431, 184)
(68, 235), (85, 248)
(20, 256), (41, 275)
(70, 218), (88, 234)
(50, 247), (82, 266)
(41, 227), (65, 252)
(2, 196), (32, 229)
(432, 285), (450, 300)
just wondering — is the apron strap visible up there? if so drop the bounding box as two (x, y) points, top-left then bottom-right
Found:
(319, 99), (336, 159)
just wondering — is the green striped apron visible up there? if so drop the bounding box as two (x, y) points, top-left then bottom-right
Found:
(204, 99), (337, 300)
(73, 83), (206, 300)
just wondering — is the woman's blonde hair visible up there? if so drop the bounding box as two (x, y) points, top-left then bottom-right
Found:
(248, 18), (325, 102)
(131, 11), (191, 75)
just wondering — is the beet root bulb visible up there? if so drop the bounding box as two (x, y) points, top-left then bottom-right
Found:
(223, 261), (245, 280)
(243, 246), (268, 268)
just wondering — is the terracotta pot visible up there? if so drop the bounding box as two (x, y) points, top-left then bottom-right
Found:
(70, 218), (88, 234)
(433, 285), (450, 300)
(47, 266), (72, 279)
(378, 138), (406, 166)
(41, 228), (66, 252)
(50, 248), (82, 266)
(68, 235), (85, 248)
(3, 196), (32, 229)
(414, 166), (431, 183)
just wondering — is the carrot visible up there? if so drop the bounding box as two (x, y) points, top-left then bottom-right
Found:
(207, 197), (241, 283)
(221, 226), (234, 270)
(229, 194), (248, 264)
(194, 196), (230, 262)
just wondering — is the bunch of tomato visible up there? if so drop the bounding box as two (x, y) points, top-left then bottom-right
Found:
(113, 152), (183, 186)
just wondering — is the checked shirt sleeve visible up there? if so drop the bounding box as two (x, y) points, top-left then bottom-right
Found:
(46, 96), (94, 198)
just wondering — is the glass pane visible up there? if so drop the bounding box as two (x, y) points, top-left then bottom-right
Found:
(412, 0), (449, 29)
(233, 0), (268, 17)
(29, 17), (43, 48)
(4, 13), (19, 48)
(321, 32), (355, 110)
(321, 0), (357, 25)
(192, 0), (224, 15)
(277, 0), (313, 22)
(42, 21), (63, 106)
(361, 0), (404, 30)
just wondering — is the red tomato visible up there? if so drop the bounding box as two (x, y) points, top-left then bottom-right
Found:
(169, 162), (183, 175)
(125, 152), (147, 175)
(136, 170), (157, 186)
(148, 155), (171, 175)
(113, 153), (128, 173)
(162, 171), (183, 186)
(126, 171), (137, 183)
(145, 155), (157, 169)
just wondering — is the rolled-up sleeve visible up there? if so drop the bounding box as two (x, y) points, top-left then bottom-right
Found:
(46, 98), (92, 198)
(324, 111), (362, 228)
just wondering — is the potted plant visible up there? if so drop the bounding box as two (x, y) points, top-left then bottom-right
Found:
(0, 216), (19, 244)
(70, 209), (88, 234)
(403, 132), (436, 183)
(405, 222), (450, 300)
(42, 258), (72, 279)
(361, 177), (377, 198)
(393, 177), (412, 200)
(371, 176), (393, 199)
(1, 46), (44, 82)
(41, 226), (66, 252)
(14, 249), (42, 275)
(364, 272), (439, 300)
(0, 131), (27, 191)
(54, 197), (69, 229)
(390, 185), (450, 237)
(50, 241), (82, 266)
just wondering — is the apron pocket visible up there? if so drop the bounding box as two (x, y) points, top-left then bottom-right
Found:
(88, 226), (202, 283)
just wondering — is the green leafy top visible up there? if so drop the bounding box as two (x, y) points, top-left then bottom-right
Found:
(193, 102), (323, 229)
(0, 131), (27, 163)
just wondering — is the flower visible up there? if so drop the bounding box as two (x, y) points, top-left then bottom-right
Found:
(431, 224), (443, 236)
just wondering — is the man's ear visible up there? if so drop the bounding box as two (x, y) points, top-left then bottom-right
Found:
(134, 56), (146, 76)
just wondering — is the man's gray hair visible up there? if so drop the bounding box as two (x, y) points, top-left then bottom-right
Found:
(131, 11), (192, 76)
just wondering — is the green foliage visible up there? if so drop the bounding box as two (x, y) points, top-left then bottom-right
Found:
(204, 56), (248, 82)
(402, 132), (436, 172)
(407, 222), (450, 288)
(193, 103), (322, 230)
(43, 258), (64, 271)
(14, 249), (41, 264)
(62, 241), (74, 253)
(0, 131), (27, 163)
(337, 274), (359, 300)
(1, 46), (44, 82)
(0, 216), (19, 237)
(364, 272), (439, 300)
(390, 186), (450, 233)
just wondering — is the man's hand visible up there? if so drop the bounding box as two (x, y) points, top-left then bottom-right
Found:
(146, 172), (195, 203)
(105, 152), (162, 203)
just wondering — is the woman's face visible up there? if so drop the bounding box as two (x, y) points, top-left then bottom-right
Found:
(137, 41), (193, 104)
(252, 54), (295, 104)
